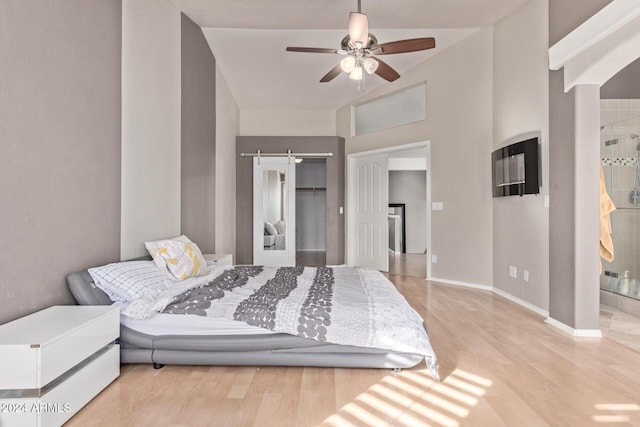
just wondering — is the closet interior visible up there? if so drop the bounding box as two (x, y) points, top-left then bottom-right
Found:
(295, 159), (327, 267)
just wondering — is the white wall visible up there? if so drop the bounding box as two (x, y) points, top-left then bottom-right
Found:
(492, 0), (550, 311)
(337, 28), (494, 286)
(389, 171), (428, 254)
(240, 110), (336, 136)
(121, 0), (181, 260)
(388, 157), (427, 171)
(215, 65), (239, 260)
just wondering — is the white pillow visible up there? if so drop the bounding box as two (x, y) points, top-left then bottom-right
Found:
(264, 221), (278, 235)
(274, 220), (286, 235)
(145, 235), (208, 280)
(88, 261), (172, 303)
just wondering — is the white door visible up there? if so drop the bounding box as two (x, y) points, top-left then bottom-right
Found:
(253, 157), (296, 266)
(350, 153), (389, 271)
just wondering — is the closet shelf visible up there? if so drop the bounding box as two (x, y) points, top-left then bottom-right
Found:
(296, 187), (326, 191)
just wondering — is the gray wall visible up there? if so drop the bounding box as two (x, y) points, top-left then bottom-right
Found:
(492, 0), (549, 312)
(389, 171), (427, 254)
(548, 0), (611, 327)
(236, 137), (345, 265)
(0, 0), (122, 323)
(181, 13), (216, 253)
(601, 58), (640, 99)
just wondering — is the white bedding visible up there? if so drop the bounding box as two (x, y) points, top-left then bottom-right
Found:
(121, 313), (276, 336)
(121, 265), (439, 380)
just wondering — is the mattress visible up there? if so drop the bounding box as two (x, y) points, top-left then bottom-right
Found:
(66, 264), (438, 374)
(121, 312), (276, 336)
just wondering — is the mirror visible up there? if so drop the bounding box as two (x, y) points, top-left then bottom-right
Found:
(262, 169), (286, 251)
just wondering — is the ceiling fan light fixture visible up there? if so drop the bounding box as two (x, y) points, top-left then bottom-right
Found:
(340, 56), (356, 73)
(285, 1), (436, 85)
(348, 12), (369, 46)
(349, 66), (363, 81)
(362, 57), (379, 74)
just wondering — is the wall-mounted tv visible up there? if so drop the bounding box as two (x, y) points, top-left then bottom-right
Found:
(492, 137), (540, 197)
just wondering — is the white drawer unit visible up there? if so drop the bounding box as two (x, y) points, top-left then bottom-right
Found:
(0, 305), (120, 426)
(203, 253), (233, 266)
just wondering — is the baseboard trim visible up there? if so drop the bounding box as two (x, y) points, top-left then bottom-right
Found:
(428, 277), (493, 292)
(492, 288), (549, 318)
(429, 278), (551, 319)
(545, 317), (603, 338)
(428, 278), (602, 337)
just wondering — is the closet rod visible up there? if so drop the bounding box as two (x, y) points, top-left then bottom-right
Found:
(240, 150), (333, 158)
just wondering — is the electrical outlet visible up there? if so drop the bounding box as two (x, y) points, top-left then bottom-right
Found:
(524, 270), (530, 282)
(509, 265), (517, 278)
(431, 255), (437, 264)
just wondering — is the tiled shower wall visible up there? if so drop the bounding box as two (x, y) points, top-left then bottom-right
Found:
(600, 99), (640, 289)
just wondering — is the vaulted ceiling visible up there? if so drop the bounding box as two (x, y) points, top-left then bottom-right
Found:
(179, 0), (530, 110)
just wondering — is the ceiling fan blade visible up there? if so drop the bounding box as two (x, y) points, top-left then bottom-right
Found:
(348, 12), (369, 46)
(286, 47), (342, 54)
(320, 64), (343, 83)
(371, 37), (436, 55)
(374, 58), (400, 82)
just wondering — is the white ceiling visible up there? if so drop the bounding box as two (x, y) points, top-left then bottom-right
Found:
(179, 0), (530, 110)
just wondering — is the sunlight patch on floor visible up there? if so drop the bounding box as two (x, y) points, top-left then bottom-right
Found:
(322, 368), (492, 427)
(378, 378), (470, 417)
(341, 402), (388, 427)
(592, 403), (640, 423)
(594, 403), (640, 411)
(592, 415), (631, 423)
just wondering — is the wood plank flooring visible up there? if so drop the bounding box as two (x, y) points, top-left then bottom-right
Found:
(388, 253), (427, 278)
(67, 276), (640, 427)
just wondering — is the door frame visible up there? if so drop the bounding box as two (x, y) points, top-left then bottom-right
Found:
(347, 141), (432, 279)
(388, 203), (406, 254)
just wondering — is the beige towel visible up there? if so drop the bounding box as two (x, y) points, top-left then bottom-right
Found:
(600, 165), (615, 271)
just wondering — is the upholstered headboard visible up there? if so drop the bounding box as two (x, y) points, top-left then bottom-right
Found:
(67, 270), (113, 305)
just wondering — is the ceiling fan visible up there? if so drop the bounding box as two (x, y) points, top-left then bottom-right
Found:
(286, 0), (436, 83)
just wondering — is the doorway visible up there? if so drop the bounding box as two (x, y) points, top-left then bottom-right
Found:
(347, 141), (431, 278)
(295, 158), (327, 267)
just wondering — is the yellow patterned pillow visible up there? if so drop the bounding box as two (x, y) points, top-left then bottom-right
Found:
(144, 235), (207, 280)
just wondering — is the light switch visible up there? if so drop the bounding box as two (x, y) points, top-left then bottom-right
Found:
(339, 207), (344, 214)
(432, 202), (444, 211)
(509, 265), (517, 278)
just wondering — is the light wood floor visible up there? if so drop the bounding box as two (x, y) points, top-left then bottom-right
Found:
(388, 253), (427, 279)
(68, 277), (640, 427)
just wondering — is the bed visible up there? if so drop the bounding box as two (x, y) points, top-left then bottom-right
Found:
(67, 261), (439, 379)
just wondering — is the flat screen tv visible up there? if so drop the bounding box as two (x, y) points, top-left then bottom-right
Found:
(492, 137), (540, 197)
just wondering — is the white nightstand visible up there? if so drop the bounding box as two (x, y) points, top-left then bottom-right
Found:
(203, 253), (233, 266)
(0, 305), (120, 427)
